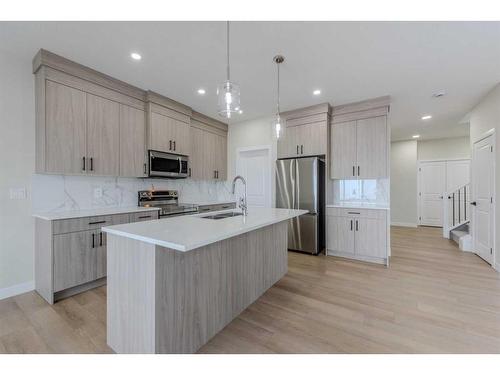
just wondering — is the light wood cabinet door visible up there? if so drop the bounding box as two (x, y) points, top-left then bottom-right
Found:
(173, 120), (191, 156)
(45, 80), (87, 174)
(277, 125), (299, 158)
(354, 217), (387, 258)
(53, 231), (96, 292)
(205, 131), (218, 180)
(331, 120), (357, 179)
(300, 122), (327, 157)
(356, 116), (387, 179)
(86, 94), (120, 176)
(120, 105), (146, 177)
(96, 230), (107, 280)
(327, 216), (355, 254)
(215, 133), (227, 180)
(150, 111), (176, 153)
(189, 126), (206, 180)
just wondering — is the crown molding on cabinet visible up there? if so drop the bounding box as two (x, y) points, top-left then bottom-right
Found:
(280, 102), (331, 121)
(33, 49), (146, 101)
(191, 111), (228, 134)
(332, 95), (391, 116)
(146, 90), (192, 118)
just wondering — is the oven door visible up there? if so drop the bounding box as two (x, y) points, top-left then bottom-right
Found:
(149, 150), (189, 178)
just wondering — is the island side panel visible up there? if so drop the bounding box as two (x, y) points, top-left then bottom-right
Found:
(154, 221), (288, 354)
(107, 234), (157, 354)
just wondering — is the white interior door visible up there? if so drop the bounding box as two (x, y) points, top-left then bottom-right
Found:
(236, 147), (272, 208)
(472, 136), (494, 264)
(419, 161), (446, 226)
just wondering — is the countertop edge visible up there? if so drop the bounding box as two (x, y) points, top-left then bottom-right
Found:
(33, 206), (161, 221)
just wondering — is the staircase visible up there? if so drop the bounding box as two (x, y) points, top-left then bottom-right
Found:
(443, 183), (472, 251)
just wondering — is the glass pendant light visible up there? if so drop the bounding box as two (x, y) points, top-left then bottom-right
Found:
(217, 21), (241, 119)
(272, 55), (285, 139)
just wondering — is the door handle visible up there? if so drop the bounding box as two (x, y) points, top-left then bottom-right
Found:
(99, 232), (103, 247)
(301, 145), (303, 154)
(92, 233), (95, 248)
(355, 220), (359, 231)
(178, 157), (182, 174)
(350, 220), (353, 231)
(90, 157), (94, 171)
(82, 157), (86, 171)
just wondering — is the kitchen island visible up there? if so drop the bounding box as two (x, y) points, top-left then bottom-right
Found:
(102, 207), (306, 353)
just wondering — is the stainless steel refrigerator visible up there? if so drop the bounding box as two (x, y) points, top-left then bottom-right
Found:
(276, 157), (325, 255)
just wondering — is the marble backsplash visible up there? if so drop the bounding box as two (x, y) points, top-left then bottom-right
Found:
(32, 174), (234, 214)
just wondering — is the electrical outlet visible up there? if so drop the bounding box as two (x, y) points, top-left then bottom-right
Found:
(9, 187), (27, 200)
(93, 187), (103, 199)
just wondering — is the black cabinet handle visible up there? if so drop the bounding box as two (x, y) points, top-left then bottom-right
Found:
(82, 157), (86, 171)
(169, 140), (172, 150)
(470, 201), (477, 206)
(357, 166), (360, 176)
(352, 166), (355, 176)
(90, 157), (94, 171)
(89, 220), (106, 225)
(350, 220), (353, 231)
(301, 145), (303, 154)
(138, 215), (152, 219)
(296, 145), (299, 154)
(348, 212), (360, 215)
(99, 232), (103, 246)
(92, 233), (95, 248)
(355, 220), (359, 231)
(143, 163), (147, 175)
(173, 141), (176, 151)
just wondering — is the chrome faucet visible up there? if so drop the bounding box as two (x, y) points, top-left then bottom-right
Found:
(231, 175), (248, 216)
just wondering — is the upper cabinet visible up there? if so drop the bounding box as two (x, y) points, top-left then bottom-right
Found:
(34, 49), (147, 177)
(277, 103), (330, 159)
(146, 91), (191, 156)
(190, 112), (228, 181)
(330, 97), (390, 179)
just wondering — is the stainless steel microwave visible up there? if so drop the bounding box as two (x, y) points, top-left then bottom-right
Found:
(148, 150), (189, 178)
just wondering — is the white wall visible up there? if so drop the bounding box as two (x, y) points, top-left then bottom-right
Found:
(227, 116), (277, 206)
(390, 136), (471, 227)
(0, 54), (35, 294)
(469, 83), (500, 270)
(390, 140), (418, 226)
(418, 136), (471, 160)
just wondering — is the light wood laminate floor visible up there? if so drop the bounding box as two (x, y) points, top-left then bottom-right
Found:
(1, 226), (500, 353)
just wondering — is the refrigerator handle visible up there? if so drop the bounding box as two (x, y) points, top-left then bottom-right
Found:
(295, 158), (300, 210)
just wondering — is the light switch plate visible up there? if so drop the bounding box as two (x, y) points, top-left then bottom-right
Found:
(9, 187), (27, 200)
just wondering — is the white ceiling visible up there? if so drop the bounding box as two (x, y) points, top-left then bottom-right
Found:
(1, 21), (499, 141)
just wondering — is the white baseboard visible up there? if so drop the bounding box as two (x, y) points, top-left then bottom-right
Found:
(391, 222), (417, 228)
(0, 280), (34, 301)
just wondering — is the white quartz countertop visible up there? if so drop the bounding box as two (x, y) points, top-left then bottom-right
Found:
(33, 206), (160, 221)
(102, 207), (307, 252)
(326, 202), (390, 210)
(179, 200), (236, 207)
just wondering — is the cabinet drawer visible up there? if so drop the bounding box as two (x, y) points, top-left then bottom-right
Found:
(216, 203), (236, 211)
(52, 213), (131, 234)
(130, 211), (159, 222)
(326, 207), (386, 220)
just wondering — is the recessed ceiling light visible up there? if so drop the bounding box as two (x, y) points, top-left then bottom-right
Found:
(313, 89), (321, 96)
(130, 52), (142, 61)
(421, 115), (432, 120)
(412, 135), (420, 139)
(432, 91), (446, 98)
(239, 110), (243, 114)
(197, 88), (206, 95)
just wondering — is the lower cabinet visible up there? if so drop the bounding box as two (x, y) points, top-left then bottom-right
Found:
(35, 210), (159, 304)
(326, 207), (389, 265)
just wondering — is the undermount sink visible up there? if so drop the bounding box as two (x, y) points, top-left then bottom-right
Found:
(200, 212), (244, 220)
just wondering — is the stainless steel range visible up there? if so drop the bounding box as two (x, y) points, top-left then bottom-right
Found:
(138, 190), (198, 218)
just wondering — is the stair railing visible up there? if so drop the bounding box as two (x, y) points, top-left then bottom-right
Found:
(443, 183), (470, 239)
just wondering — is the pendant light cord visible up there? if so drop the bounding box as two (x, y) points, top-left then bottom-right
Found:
(226, 21), (230, 81)
(277, 59), (280, 116)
